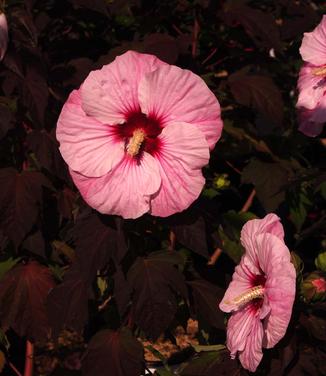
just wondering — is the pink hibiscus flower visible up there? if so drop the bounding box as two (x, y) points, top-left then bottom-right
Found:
(57, 51), (223, 218)
(296, 15), (326, 137)
(219, 214), (296, 372)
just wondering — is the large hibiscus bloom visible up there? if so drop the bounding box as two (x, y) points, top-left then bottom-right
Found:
(297, 15), (326, 136)
(57, 51), (223, 218)
(219, 214), (296, 372)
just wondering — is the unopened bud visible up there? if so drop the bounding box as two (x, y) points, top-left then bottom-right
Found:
(301, 272), (326, 303)
(315, 251), (326, 272)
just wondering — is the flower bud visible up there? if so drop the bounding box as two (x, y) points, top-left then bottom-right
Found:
(315, 251), (326, 272)
(0, 12), (8, 61)
(301, 272), (326, 303)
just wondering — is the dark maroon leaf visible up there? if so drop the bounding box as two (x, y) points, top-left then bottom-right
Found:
(142, 33), (179, 64)
(228, 68), (284, 126)
(280, 1), (319, 40)
(241, 159), (291, 211)
(287, 346), (326, 376)
(114, 268), (132, 317)
(25, 0), (38, 11)
(10, 9), (38, 50)
(47, 266), (89, 337)
(180, 349), (240, 376)
(22, 230), (45, 258)
(2, 50), (24, 78)
(22, 62), (49, 127)
(0, 261), (55, 342)
(73, 209), (127, 284)
(65, 58), (94, 87)
(26, 129), (68, 180)
(169, 211), (209, 258)
(0, 168), (50, 248)
(82, 328), (144, 376)
(0, 104), (14, 140)
(127, 250), (187, 340)
(71, 0), (109, 15)
(188, 279), (225, 329)
(300, 313), (326, 342)
(222, 2), (281, 51)
(57, 188), (76, 220)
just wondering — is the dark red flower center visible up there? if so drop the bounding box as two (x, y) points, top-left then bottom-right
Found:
(114, 111), (163, 157)
(251, 274), (266, 288)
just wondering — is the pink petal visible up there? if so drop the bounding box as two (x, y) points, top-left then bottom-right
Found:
(138, 64), (223, 150)
(0, 13), (8, 61)
(57, 90), (125, 177)
(296, 64), (326, 110)
(300, 15), (326, 65)
(298, 109), (325, 137)
(219, 262), (253, 313)
(254, 233), (296, 348)
(226, 305), (260, 358)
(254, 233), (293, 275)
(310, 93), (326, 124)
(150, 122), (209, 217)
(238, 317), (264, 372)
(70, 153), (161, 219)
(240, 214), (284, 274)
(81, 51), (166, 124)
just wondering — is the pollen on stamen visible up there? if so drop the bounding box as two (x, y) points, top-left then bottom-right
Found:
(126, 129), (146, 157)
(312, 65), (326, 77)
(225, 285), (264, 308)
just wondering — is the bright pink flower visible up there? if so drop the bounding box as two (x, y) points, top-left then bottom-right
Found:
(219, 214), (296, 372)
(0, 12), (8, 61)
(57, 51), (223, 218)
(296, 15), (326, 136)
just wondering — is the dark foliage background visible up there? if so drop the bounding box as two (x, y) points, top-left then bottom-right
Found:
(0, 0), (325, 375)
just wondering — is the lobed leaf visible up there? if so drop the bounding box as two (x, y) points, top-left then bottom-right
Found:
(82, 327), (144, 376)
(0, 261), (55, 342)
(127, 250), (187, 340)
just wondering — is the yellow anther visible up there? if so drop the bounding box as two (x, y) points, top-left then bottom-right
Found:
(126, 129), (145, 156)
(312, 65), (326, 77)
(225, 285), (264, 307)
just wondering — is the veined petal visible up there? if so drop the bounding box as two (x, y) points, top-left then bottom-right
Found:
(150, 122), (209, 217)
(70, 153), (161, 219)
(226, 305), (260, 357)
(298, 109), (325, 137)
(57, 90), (125, 177)
(300, 15), (326, 65)
(310, 93), (326, 124)
(296, 64), (326, 110)
(254, 233), (296, 348)
(219, 263), (253, 313)
(255, 233), (293, 275)
(81, 51), (166, 124)
(238, 318), (264, 372)
(240, 214), (284, 274)
(138, 64), (223, 150)
(0, 13), (8, 61)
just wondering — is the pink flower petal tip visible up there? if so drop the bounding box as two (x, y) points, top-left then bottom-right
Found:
(57, 51), (223, 219)
(219, 214), (296, 372)
(296, 16), (326, 137)
(0, 12), (8, 61)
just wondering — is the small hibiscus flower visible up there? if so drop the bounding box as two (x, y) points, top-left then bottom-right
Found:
(296, 15), (326, 137)
(57, 51), (223, 218)
(219, 214), (296, 372)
